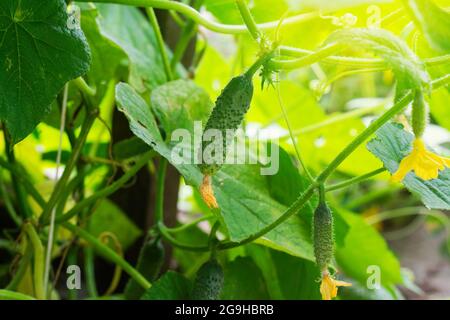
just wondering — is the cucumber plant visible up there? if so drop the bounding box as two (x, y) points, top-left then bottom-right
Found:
(0, 0), (449, 302)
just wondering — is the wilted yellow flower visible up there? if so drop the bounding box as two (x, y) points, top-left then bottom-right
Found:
(392, 138), (450, 182)
(200, 175), (218, 209)
(320, 271), (352, 300)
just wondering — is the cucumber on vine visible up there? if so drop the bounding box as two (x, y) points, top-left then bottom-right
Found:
(313, 192), (334, 272)
(191, 259), (224, 300)
(198, 52), (275, 208)
(411, 90), (428, 138)
(124, 237), (165, 300)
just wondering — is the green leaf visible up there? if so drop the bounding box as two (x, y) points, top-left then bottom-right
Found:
(115, 82), (315, 261)
(95, 4), (184, 93)
(326, 28), (429, 97)
(335, 209), (402, 287)
(141, 271), (192, 300)
(247, 245), (321, 300)
(151, 79), (213, 136)
(79, 4), (126, 99)
(402, 0), (450, 52)
(367, 123), (450, 210)
(88, 199), (142, 250)
(221, 257), (269, 299)
(113, 137), (152, 161)
(0, 0), (91, 143)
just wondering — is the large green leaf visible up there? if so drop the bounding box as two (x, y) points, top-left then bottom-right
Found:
(79, 4), (126, 99)
(0, 0), (91, 143)
(367, 123), (450, 210)
(402, 0), (450, 52)
(141, 271), (192, 300)
(151, 79), (213, 136)
(94, 4), (184, 93)
(115, 82), (317, 261)
(326, 28), (429, 98)
(335, 209), (402, 287)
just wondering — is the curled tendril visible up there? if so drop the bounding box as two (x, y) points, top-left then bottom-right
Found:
(98, 232), (123, 296)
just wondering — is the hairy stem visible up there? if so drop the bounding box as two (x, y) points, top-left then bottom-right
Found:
(40, 108), (99, 224)
(24, 223), (45, 300)
(316, 92), (413, 183)
(155, 159), (168, 224)
(170, 0), (205, 71)
(75, 0), (318, 35)
(236, 0), (261, 41)
(326, 168), (387, 192)
(146, 7), (173, 81)
(2, 131), (32, 218)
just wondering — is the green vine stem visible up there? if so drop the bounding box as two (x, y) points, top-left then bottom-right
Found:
(0, 158), (46, 209)
(146, 7), (173, 81)
(53, 152), (153, 224)
(24, 223), (45, 300)
(275, 76), (314, 183)
(286, 103), (386, 138)
(431, 73), (450, 89)
(158, 222), (210, 252)
(40, 108), (99, 224)
(85, 247), (98, 298)
(278, 46), (450, 68)
(217, 185), (317, 250)
(73, 77), (97, 97)
(54, 166), (93, 218)
(326, 167), (387, 192)
(2, 131), (32, 218)
(220, 71), (450, 247)
(76, 0), (318, 36)
(316, 92), (413, 184)
(62, 222), (152, 290)
(0, 289), (36, 300)
(164, 215), (213, 234)
(155, 159), (168, 225)
(6, 244), (33, 291)
(236, 0), (262, 41)
(170, 0), (205, 71)
(0, 168), (22, 226)
(75, 0), (450, 72)
(218, 91), (415, 249)
(271, 43), (344, 70)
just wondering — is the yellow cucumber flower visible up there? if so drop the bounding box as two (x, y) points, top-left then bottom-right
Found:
(320, 271), (352, 300)
(200, 175), (218, 209)
(392, 138), (450, 182)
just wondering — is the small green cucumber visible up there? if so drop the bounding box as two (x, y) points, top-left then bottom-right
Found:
(411, 90), (428, 138)
(191, 259), (224, 300)
(124, 237), (165, 300)
(199, 74), (254, 176)
(313, 200), (334, 271)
